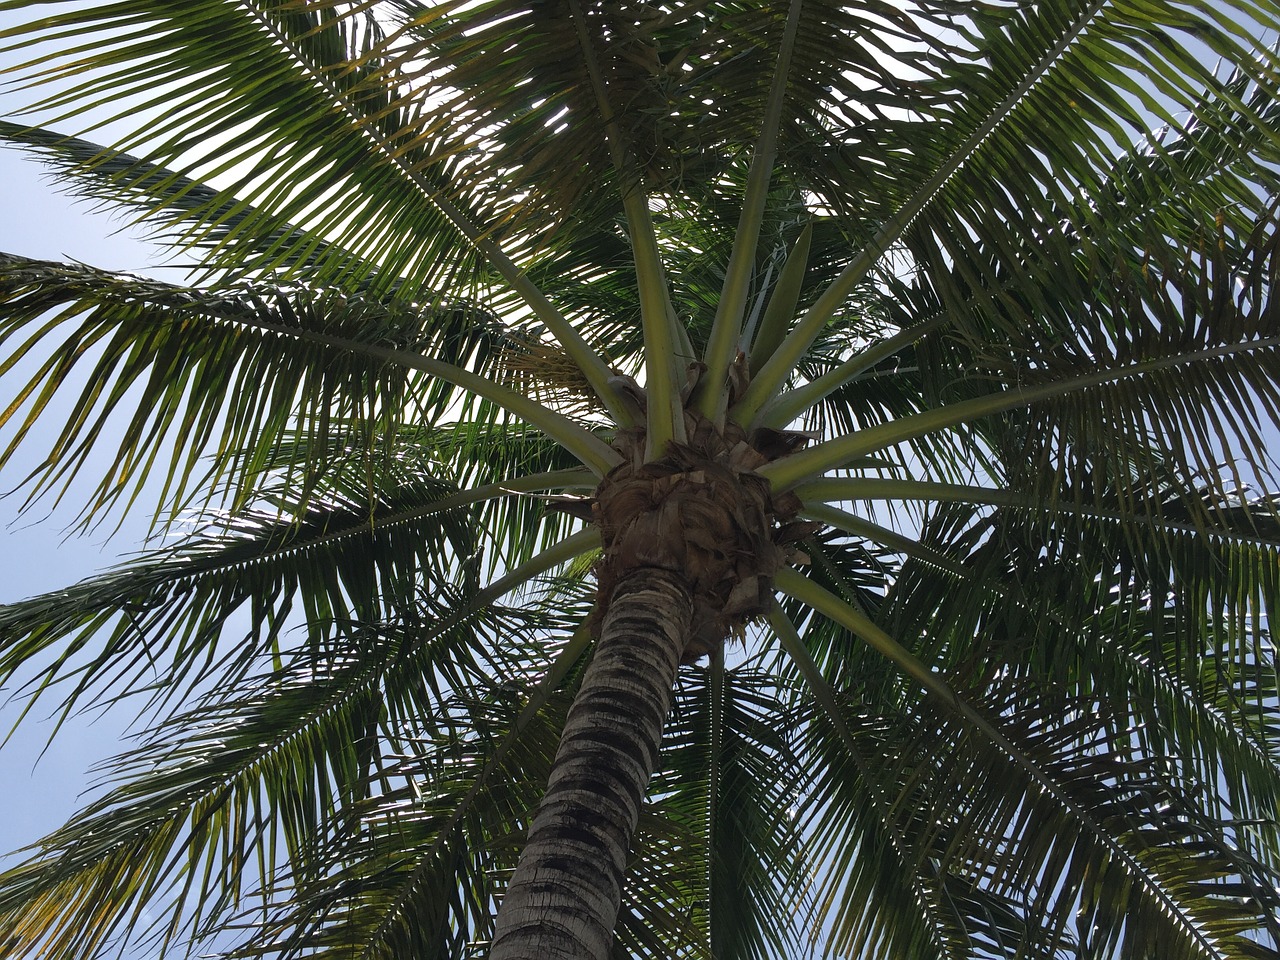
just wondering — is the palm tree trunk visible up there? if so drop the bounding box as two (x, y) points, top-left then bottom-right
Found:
(489, 567), (694, 960)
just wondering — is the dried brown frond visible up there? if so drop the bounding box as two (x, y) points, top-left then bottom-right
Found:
(497, 335), (606, 419)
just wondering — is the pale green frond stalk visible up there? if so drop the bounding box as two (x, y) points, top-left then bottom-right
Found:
(455, 468), (598, 502)
(762, 333), (1280, 490)
(766, 606), (860, 749)
(762, 316), (945, 428)
(775, 567), (948, 701)
(800, 503), (968, 577)
(696, 0), (805, 419)
(748, 222), (812, 376)
(566, 0), (686, 456)
(484, 527), (601, 598)
(664, 291), (696, 369)
(799, 477), (1280, 549)
(732, 0), (1111, 426)
(627, 189), (689, 458)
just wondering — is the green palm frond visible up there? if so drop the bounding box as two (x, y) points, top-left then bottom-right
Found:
(0, 593), (564, 960)
(0, 255), (490, 513)
(222, 670), (581, 960)
(635, 658), (812, 960)
(752, 27), (1280, 433)
(0, 457), (596, 716)
(0, 253), (617, 519)
(0, 2), (484, 297)
(773, 490), (1280, 954)
(781, 592), (1280, 958)
(0, 0), (631, 412)
(0, 121), (369, 286)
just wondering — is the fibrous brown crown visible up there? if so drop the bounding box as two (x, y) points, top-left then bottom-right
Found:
(592, 408), (819, 662)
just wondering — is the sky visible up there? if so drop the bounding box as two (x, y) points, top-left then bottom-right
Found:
(0, 7), (202, 878)
(0, 144), (172, 892)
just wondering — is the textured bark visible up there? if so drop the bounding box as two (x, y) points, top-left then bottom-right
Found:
(489, 568), (693, 960)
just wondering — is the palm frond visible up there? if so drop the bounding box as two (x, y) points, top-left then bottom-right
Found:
(0, 253), (615, 520)
(223, 628), (596, 960)
(0, 121), (368, 287)
(0, 468), (597, 741)
(778, 549), (1280, 958)
(633, 657), (812, 960)
(0, 591), (564, 960)
(0, 1), (481, 298)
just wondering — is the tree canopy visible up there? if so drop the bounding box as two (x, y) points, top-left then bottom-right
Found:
(0, 0), (1278, 958)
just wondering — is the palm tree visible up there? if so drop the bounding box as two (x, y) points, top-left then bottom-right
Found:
(0, 0), (1278, 957)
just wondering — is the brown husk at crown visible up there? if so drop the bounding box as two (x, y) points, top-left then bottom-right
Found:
(590, 386), (819, 662)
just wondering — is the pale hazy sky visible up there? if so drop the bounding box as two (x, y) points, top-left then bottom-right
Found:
(0, 144), (172, 905)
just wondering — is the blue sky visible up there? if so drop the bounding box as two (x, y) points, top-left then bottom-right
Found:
(0, 145), (168, 877)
